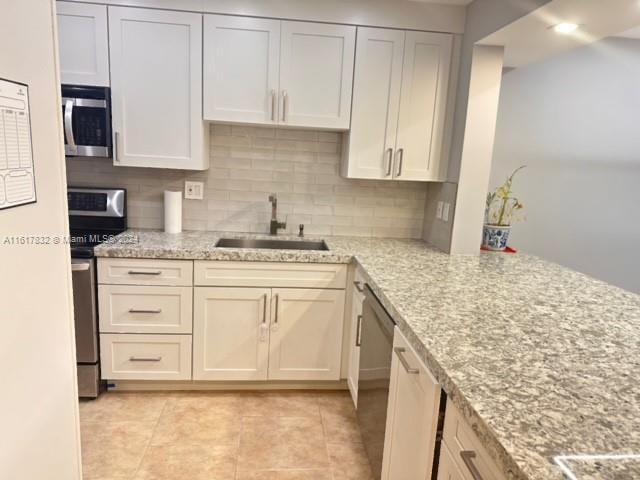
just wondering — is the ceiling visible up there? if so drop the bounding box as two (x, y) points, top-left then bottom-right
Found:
(616, 26), (640, 39)
(479, 0), (640, 68)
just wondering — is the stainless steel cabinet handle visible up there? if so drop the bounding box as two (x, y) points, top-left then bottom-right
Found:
(262, 293), (268, 324)
(64, 99), (76, 149)
(129, 356), (162, 362)
(128, 308), (162, 314)
(460, 451), (484, 480)
(395, 148), (404, 177)
(281, 91), (288, 122)
(385, 148), (393, 177)
(270, 90), (276, 122)
(353, 281), (365, 293)
(114, 131), (120, 163)
(394, 347), (419, 374)
(127, 270), (162, 275)
(274, 293), (279, 324)
(355, 314), (363, 347)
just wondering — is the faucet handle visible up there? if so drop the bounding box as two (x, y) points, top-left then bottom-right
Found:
(299, 224), (304, 237)
(268, 193), (277, 203)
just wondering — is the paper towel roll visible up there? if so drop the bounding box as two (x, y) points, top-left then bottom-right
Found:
(164, 190), (182, 234)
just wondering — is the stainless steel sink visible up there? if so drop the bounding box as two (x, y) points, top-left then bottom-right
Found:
(215, 238), (329, 251)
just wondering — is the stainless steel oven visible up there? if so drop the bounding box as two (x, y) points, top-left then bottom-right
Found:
(62, 85), (112, 158)
(68, 187), (126, 398)
(357, 286), (396, 480)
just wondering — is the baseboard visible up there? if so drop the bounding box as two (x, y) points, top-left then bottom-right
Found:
(106, 379), (349, 392)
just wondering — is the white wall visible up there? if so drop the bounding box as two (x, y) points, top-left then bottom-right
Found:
(444, 0), (551, 253)
(0, 1), (82, 479)
(490, 37), (640, 293)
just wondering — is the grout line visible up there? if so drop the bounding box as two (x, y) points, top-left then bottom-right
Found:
(129, 393), (170, 480)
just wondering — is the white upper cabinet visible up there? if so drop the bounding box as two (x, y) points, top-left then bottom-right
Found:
(343, 28), (453, 182)
(395, 31), (453, 181)
(203, 18), (355, 129)
(279, 22), (355, 130)
(108, 7), (208, 170)
(56, 2), (109, 86)
(203, 15), (280, 124)
(341, 27), (404, 180)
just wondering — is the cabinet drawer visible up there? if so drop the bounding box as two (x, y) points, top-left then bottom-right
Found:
(100, 334), (192, 380)
(194, 261), (347, 289)
(442, 398), (507, 480)
(98, 258), (193, 286)
(98, 285), (192, 334)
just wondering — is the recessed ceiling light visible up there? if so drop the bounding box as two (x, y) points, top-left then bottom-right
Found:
(553, 23), (579, 34)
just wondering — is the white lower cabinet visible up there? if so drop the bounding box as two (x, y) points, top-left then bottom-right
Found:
(436, 443), (466, 480)
(382, 328), (442, 480)
(347, 268), (366, 405)
(441, 398), (507, 480)
(193, 287), (271, 381)
(268, 288), (345, 381)
(100, 333), (192, 380)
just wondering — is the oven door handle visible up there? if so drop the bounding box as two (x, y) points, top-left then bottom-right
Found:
(71, 262), (91, 272)
(64, 99), (76, 149)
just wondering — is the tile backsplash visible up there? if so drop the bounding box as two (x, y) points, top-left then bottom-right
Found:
(66, 124), (428, 238)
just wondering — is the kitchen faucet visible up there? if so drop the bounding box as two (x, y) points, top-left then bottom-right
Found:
(268, 194), (287, 235)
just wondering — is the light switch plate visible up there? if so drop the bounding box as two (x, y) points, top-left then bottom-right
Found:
(436, 201), (444, 219)
(442, 202), (450, 222)
(184, 181), (204, 200)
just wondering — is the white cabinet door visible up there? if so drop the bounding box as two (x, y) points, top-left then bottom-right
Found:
(279, 21), (355, 130)
(382, 328), (442, 480)
(268, 288), (345, 381)
(347, 272), (366, 406)
(108, 7), (207, 170)
(193, 287), (271, 381)
(56, 2), (109, 86)
(342, 27), (404, 180)
(436, 444), (466, 480)
(203, 15), (280, 124)
(394, 32), (453, 181)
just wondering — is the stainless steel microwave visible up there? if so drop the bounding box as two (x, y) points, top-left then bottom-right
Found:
(61, 85), (112, 158)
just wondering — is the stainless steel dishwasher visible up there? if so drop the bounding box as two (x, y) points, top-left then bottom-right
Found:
(356, 285), (396, 480)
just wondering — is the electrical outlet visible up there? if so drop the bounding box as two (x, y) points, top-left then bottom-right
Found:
(436, 201), (444, 219)
(442, 202), (450, 222)
(184, 181), (204, 200)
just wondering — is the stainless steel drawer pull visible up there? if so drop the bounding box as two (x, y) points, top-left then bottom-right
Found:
(129, 356), (162, 362)
(127, 270), (162, 275)
(282, 91), (288, 122)
(394, 347), (419, 374)
(396, 148), (404, 177)
(355, 314), (363, 347)
(128, 308), (162, 314)
(270, 90), (277, 121)
(385, 148), (393, 177)
(353, 281), (365, 293)
(274, 293), (279, 324)
(460, 451), (484, 480)
(262, 293), (268, 324)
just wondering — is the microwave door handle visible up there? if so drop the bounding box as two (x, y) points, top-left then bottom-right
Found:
(64, 99), (76, 148)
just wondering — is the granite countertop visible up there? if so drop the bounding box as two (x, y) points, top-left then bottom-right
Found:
(96, 230), (640, 480)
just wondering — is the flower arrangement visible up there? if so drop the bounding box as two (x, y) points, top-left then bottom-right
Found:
(482, 166), (526, 251)
(485, 165), (526, 226)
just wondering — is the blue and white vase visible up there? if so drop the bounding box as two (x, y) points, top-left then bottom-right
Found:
(482, 224), (511, 251)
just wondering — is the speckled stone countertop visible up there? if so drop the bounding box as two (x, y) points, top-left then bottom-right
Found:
(96, 230), (640, 480)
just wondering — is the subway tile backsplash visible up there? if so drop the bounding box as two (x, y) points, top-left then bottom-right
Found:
(66, 124), (428, 238)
